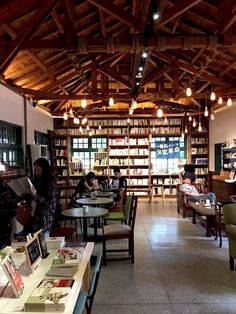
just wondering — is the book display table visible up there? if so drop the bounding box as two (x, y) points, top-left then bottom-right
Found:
(0, 242), (94, 313)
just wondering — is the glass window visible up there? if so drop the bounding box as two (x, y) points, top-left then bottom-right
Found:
(151, 136), (186, 174)
(34, 131), (48, 145)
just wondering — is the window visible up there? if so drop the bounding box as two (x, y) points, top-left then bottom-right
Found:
(0, 121), (23, 166)
(151, 136), (185, 173)
(34, 131), (48, 145)
(71, 137), (107, 172)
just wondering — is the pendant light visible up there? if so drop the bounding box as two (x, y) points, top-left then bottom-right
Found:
(81, 99), (87, 108)
(186, 87), (192, 97)
(210, 91), (216, 101)
(109, 97), (114, 107)
(63, 110), (68, 120)
(69, 105), (73, 116)
(164, 116), (168, 124)
(184, 125), (188, 133)
(79, 126), (83, 133)
(218, 97), (223, 105)
(210, 110), (215, 120)
(127, 117), (131, 124)
(192, 118), (197, 128)
(188, 115), (192, 121)
(98, 124), (102, 130)
(198, 106), (202, 132)
(157, 108), (163, 118)
(204, 105), (209, 117)
(227, 98), (232, 106)
(132, 100), (138, 109)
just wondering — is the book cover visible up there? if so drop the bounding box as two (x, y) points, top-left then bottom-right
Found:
(51, 247), (84, 268)
(1, 254), (24, 298)
(7, 176), (36, 196)
(24, 279), (75, 312)
(45, 267), (78, 279)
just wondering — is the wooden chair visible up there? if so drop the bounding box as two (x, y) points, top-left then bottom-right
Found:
(102, 195), (138, 265)
(104, 193), (132, 224)
(223, 204), (236, 270)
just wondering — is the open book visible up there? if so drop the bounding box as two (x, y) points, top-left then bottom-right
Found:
(7, 176), (36, 196)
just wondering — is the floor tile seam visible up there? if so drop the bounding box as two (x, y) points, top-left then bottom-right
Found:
(94, 301), (173, 305)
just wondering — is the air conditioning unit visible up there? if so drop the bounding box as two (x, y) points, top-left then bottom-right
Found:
(30, 145), (48, 164)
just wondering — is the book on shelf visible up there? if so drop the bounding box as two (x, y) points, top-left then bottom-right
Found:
(45, 267), (78, 279)
(51, 247), (84, 267)
(24, 278), (75, 312)
(1, 254), (24, 298)
(7, 176), (36, 196)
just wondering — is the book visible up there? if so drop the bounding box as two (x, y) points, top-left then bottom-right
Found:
(24, 278), (75, 312)
(7, 176), (36, 196)
(45, 237), (65, 250)
(1, 254), (24, 298)
(45, 267), (78, 279)
(51, 247), (84, 267)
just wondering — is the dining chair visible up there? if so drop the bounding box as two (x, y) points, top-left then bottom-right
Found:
(104, 193), (133, 224)
(102, 195), (138, 265)
(223, 203), (236, 270)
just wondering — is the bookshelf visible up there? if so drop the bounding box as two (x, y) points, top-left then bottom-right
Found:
(221, 147), (236, 170)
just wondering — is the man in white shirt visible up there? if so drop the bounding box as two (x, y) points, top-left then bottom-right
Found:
(180, 177), (216, 204)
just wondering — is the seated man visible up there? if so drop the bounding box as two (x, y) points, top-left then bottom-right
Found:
(180, 176), (216, 204)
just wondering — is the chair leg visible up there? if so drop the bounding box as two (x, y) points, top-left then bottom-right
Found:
(130, 237), (134, 264)
(230, 256), (234, 270)
(102, 239), (107, 266)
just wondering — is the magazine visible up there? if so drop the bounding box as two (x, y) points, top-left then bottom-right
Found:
(51, 247), (84, 267)
(7, 176), (36, 196)
(45, 267), (78, 279)
(24, 278), (75, 312)
(1, 254), (24, 298)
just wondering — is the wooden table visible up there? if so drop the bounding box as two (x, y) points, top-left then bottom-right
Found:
(62, 207), (108, 241)
(188, 201), (216, 237)
(82, 191), (114, 198)
(76, 197), (113, 207)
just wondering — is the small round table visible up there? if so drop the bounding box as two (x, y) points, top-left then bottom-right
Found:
(62, 207), (108, 241)
(76, 197), (113, 207)
(83, 191), (114, 198)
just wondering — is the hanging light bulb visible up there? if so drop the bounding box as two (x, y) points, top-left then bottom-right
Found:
(127, 117), (131, 124)
(142, 51), (147, 58)
(181, 130), (184, 138)
(89, 130), (92, 136)
(81, 99), (87, 108)
(98, 125), (102, 130)
(109, 97), (114, 107)
(69, 106), (73, 115)
(63, 110), (68, 120)
(73, 116), (77, 124)
(186, 87), (192, 97)
(227, 98), (232, 106)
(198, 122), (202, 132)
(184, 125), (188, 133)
(86, 125), (90, 131)
(188, 115), (192, 121)
(164, 116), (168, 124)
(192, 118), (197, 128)
(210, 111), (215, 120)
(204, 105), (209, 117)
(157, 108), (163, 118)
(129, 108), (134, 115)
(210, 91), (216, 101)
(79, 126), (83, 133)
(218, 97), (223, 105)
(132, 100), (138, 109)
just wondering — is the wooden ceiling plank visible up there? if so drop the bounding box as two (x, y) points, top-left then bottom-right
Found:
(142, 66), (171, 86)
(218, 0), (236, 34)
(88, 0), (139, 31)
(98, 65), (131, 89)
(160, 0), (203, 27)
(52, 8), (64, 34)
(98, 9), (106, 37)
(0, 0), (58, 75)
(63, 0), (76, 50)
(109, 53), (126, 68)
(139, 0), (151, 33)
(220, 59), (236, 77)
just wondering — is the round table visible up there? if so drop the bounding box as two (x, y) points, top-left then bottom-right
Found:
(83, 191), (114, 198)
(76, 197), (113, 206)
(62, 207), (109, 241)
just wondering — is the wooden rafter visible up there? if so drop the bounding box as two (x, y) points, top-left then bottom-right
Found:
(98, 65), (131, 89)
(142, 66), (172, 86)
(218, 0), (236, 34)
(87, 0), (139, 31)
(0, 0), (58, 75)
(98, 9), (106, 37)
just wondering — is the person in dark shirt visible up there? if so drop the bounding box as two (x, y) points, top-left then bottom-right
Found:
(75, 171), (100, 198)
(179, 164), (196, 183)
(111, 167), (126, 205)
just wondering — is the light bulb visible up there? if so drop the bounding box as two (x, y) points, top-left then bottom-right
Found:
(109, 97), (114, 106)
(188, 115), (192, 121)
(142, 51), (147, 58)
(89, 130), (92, 136)
(63, 111), (68, 120)
(81, 99), (87, 108)
(181, 131), (184, 138)
(184, 125), (188, 133)
(204, 106), (209, 117)
(210, 91), (216, 101)
(157, 108), (163, 118)
(73, 116), (77, 124)
(186, 87), (192, 97)
(86, 125), (89, 131)
(227, 98), (232, 106)
(210, 112), (215, 120)
(138, 66), (143, 71)
(164, 116), (168, 124)
(218, 97), (223, 105)
(153, 12), (160, 20)
(132, 100), (138, 109)
(127, 117), (131, 124)
(69, 107), (73, 115)
(136, 81), (140, 86)
(198, 122), (202, 132)
(98, 125), (102, 130)
(79, 126), (82, 133)
(129, 108), (134, 115)
(192, 118), (197, 128)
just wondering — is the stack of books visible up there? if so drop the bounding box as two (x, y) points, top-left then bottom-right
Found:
(51, 247), (84, 267)
(45, 237), (65, 250)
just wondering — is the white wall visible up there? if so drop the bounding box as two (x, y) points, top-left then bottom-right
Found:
(209, 104), (236, 171)
(0, 84), (53, 146)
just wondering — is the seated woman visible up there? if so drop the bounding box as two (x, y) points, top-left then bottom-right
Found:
(180, 176), (216, 204)
(75, 171), (100, 199)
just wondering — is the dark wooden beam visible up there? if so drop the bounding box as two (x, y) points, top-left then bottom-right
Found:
(0, 0), (58, 75)
(218, 0), (236, 34)
(98, 65), (131, 89)
(142, 66), (171, 86)
(88, 0), (140, 31)
(98, 9), (106, 37)
(62, 0), (75, 50)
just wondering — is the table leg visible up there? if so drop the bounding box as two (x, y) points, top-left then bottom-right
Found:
(94, 218), (98, 238)
(192, 209), (196, 224)
(83, 218), (88, 242)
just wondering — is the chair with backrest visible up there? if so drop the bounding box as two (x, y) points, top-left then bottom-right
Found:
(102, 194), (138, 265)
(104, 193), (132, 224)
(222, 203), (236, 270)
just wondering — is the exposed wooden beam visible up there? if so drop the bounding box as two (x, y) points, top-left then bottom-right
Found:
(63, 0), (75, 50)
(52, 7), (64, 34)
(98, 65), (131, 89)
(139, 0), (151, 33)
(88, 0), (139, 31)
(142, 66), (171, 86)
(98, 9), (106, 37)
(159, 0), (203, 27)
(218, 0), (236, 34)
(0, 0), (58, 75)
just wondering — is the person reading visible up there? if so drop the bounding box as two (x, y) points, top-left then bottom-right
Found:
(180, 176), (216, 204)
(75, 171), (100, 199)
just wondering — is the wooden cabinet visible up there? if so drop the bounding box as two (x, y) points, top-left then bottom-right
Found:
(212, 179), (236, 202)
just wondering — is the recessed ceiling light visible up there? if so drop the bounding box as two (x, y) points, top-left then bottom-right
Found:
(142, 52), (147, 58)
(153, 12), (159, 20)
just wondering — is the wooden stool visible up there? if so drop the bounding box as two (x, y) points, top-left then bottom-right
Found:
(151, 185), (165, 203)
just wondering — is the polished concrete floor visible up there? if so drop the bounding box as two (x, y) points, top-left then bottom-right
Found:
(92, 199), (236, 314)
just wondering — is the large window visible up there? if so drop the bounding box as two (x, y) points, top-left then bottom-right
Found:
(71, 137), (107, 172)
(151, 136), (185, 173)
(0, 121), (23, 166)
(34, 131), (48, 145)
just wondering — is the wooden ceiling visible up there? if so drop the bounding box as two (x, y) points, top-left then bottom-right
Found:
(0, 0), (236, 116)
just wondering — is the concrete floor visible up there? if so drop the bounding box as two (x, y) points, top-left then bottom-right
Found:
(92, 199), (236, 314)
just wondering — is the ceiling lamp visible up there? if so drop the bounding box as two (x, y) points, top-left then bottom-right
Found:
(192, 118), (197, 128)
(157, 108), (163, 118)
(204, 105), (209, 117)
(184, 125), (188, 133)
(132, 100), (138, 109)
(127, 117), (131, 124)
(142, 51), (148, 58)
(109, 97), (114, 107)
(98, 125), (102, 130)
(69, 106), (73, 115)
(186, 87), (192, 97)
(73, 116), (79, 124)
(138, 66), (143, 71)
(129, 108), (134, 115)
(79, 126), (83, 133)
(82, 117), (87, 125)
(210, 110), (215, 120)
(227, 98), (232, 106)
(198, 122), (202, 132)
(218, 97), (223, 105)
(153, 12), (160, 20)
(63, 110), (68, 120)
(188, 115), (192, 121)
(81, 99), (87, 108)
(136, 81), (140, 86)
(210, 91), (216, 101)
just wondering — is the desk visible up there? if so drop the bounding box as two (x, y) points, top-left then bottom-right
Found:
(188, 201), (216, 237)
(76, 197), (113, 207)
(0, 242), (94, 314)
(62, 207), (108, 241)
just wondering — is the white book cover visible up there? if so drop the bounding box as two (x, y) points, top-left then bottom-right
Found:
(7, 177), (36, 196)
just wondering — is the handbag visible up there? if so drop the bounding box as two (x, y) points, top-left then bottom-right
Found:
(15, 201), (31, 226)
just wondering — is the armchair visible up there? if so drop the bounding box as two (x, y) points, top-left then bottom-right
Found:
(222, 203), (236, 270)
